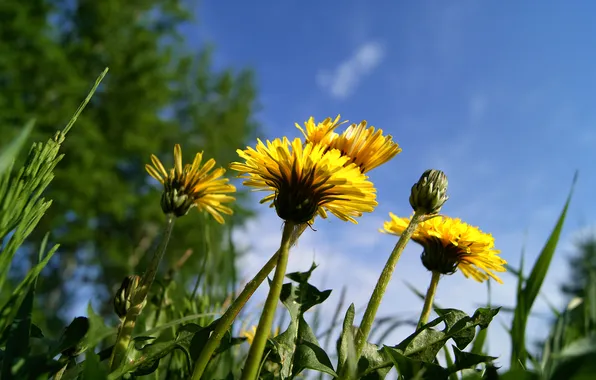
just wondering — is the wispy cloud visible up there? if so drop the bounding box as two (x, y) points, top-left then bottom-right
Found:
(316, 41), (385, 99)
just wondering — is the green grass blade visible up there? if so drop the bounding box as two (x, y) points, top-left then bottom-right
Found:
(63, 68), (109, 135)
(524, 173), (577, 306)
(0, 120), (34, 176)
(0, 242), (59, 340)
(1, 235), (43, 378)
(510, 172), (577, 369)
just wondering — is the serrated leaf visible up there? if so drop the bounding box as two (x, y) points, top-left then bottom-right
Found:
(270, 266), (336, 378)
(358, 342), (392, 380)
(392, 308), (500, 363)
(383, 346), (449, 380)
(448, 346), (496, 373)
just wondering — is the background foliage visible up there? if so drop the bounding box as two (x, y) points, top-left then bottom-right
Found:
(0, 0), (259, 332)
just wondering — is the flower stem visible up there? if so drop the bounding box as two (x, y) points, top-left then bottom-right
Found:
(190, 223), (307, 380)
(354, 211), (424, 358)
(417, 271), (441, 329)
(109, 214), (175, 371)
(241, 221), (295, 380)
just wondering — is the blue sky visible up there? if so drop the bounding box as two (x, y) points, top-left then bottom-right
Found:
(182, 0), (596, 374)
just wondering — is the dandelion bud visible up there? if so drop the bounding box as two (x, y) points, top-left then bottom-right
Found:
(114, 275), (142, 319)
(409, 169), (449, 215)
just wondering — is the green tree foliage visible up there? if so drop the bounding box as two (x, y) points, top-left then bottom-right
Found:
(0, 0), (259, 334)
(561, 234), (596, 298)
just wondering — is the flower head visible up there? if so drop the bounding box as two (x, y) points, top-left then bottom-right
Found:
(330, 120), (401, 173)
(296, 115), (346, 147)
(409, 169), (449, 214)
(381, 213), (506, 283)
(230, 137), (378, 224)
(145, 144), (236, 222)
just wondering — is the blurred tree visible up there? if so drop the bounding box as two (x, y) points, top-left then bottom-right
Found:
(561, 234), (596, 298)
(0, 0), (259, 334)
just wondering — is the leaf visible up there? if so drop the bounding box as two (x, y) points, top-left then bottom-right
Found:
(0, 119), (34, 176)
(337, 304), (357, 378)
(1, 284), (35, 378)
(392, 308), (500, 363)
(55, 317), (90, 357)
(107, 327), (195, 379)
(82, 350), (109, 380)
(357, 342), (392, 380)
(269, 265), (336, 378)
(448, 346), (496, 373)
(549, 335), (596, 380)
(84, 303), (116, 350)
(510, 173), (576, 369)
(383, 346), (449, 380)
(0, 240), (59, 342)
(30, 324), (44, 339)
(496, 368), (540, 380)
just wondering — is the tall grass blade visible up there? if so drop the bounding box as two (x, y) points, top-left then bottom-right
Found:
(510, 172), (577, 369)
(0, 120), (34, 176)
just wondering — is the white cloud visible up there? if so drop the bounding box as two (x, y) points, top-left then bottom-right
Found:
(316, 41), (385, 99)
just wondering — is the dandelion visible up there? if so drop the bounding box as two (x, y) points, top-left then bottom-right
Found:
(296, 115), (345, 146)
(230, 137), (378, 224)
(230, 136), (378, 380)
(296, 116), (401, 174)
(145, 144), (236, 222)
(330, 120), (402, 173)
(382, 213), (506, 283)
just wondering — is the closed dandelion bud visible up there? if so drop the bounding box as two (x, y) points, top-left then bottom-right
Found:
(114, 275), (142, 319)
(409, 169), (449, 215)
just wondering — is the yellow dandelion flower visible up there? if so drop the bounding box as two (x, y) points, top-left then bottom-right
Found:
(230, 137), (378, 224)
(145, 144), (236, 223)
(241, 325), (280, 345)
(330, 120), (402, 173)
(381, 213), (507, 283)
(295, 115), (346, 146)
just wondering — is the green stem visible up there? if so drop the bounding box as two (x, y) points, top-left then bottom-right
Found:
(417, 271), (441, 329)
(241, 221), (295, 380)
(190, 223), (307, 380)
(354, 211), (425, 358)
(109, 214), (175, 371)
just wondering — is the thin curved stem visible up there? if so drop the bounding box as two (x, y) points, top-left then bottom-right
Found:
(354, 211), (424, 358)
(109, 214), (175, 371)
(190, 223), (307, 379)
(241, 221), (295, 380)
(417, 271), (441, 329)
